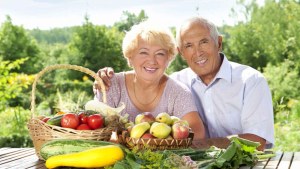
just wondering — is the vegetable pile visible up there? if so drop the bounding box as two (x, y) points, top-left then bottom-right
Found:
(38, 100), (128, 131)
(42, 137), (274, 169)
(106, 137), (275, 169)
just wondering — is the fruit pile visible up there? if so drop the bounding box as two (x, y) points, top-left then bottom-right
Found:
(129, 112), (191, 140)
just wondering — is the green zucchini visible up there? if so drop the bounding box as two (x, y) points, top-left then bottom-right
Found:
(46, 115), (63, 126)
(40, 139), (116, 160)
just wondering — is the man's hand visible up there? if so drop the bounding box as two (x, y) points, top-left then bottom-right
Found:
(93, 67), (115, 94)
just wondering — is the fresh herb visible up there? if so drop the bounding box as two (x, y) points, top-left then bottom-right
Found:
(106, 137), (275, 169)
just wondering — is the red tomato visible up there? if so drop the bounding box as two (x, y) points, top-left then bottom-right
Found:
(87, 114), (104, 130)
(76, 123), (91, 130)
(61, 113), (80, 129)
(78, 112), (88, 124)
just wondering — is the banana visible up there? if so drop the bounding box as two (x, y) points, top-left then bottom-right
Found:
(130, 122), (151, 138)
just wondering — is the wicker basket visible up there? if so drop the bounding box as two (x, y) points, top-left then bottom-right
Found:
(27, 64), (114, 160)
(121, 130), (194, 150)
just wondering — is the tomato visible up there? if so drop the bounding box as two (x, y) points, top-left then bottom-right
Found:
(61, 113), (80, 129)
(87, 114), (104, 130)
(78, 112), (88, 124)
(76, 123), (91, 130)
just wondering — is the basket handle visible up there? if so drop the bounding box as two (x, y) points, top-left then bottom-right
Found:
(30, 64), (107, 118)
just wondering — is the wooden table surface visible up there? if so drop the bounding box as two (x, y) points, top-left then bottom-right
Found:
(0, 147), (299, 169)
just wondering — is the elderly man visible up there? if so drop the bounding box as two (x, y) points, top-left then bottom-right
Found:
(170, 17), (274, 150)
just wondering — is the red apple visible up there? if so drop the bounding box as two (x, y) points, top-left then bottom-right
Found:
(135, 112), (156, 124)
(172, 123), (189, 139)
(141, 133), (155, 139)
(173, 120), (189, 127)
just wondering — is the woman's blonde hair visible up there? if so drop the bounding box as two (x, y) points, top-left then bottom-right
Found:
(122, 20), (177, 65)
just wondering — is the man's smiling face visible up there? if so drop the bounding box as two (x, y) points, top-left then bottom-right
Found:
(179, 21), (222, 85)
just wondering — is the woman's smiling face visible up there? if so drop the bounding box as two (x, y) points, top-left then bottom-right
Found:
(130, 39), (170, 82)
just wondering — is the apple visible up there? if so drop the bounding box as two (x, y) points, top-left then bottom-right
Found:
(135, 112), (155, 124)
(173, 120), (189, 127)
(172, 123), (189, 139)
(141, 133), (155, 139)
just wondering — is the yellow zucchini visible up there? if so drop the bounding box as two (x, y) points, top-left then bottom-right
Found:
(45, 145), (124, 168)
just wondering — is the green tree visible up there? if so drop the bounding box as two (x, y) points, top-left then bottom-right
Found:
(224, 0), (300, 70)
(28, 27), (76, 44)
(167, 55), (188, 74)
(114, 10), (148, 32)
(0, 16), (41, 74)
(69, 16), (128, 79)
(264, 59), (300, 108)
(0, 58), (33, 110)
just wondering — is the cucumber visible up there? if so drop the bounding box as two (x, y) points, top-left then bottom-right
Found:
(46, 115), (63, 126)
(40, 139), (116, 160)
(230, 136), (261, 148)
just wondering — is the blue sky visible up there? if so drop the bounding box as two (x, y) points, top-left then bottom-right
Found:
(0, 0), (263, 30)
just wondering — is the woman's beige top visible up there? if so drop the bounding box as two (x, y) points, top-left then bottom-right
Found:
(96, 72), (197, 122)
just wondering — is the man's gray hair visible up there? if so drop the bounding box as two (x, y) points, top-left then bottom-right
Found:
(176, 17), (220, 49)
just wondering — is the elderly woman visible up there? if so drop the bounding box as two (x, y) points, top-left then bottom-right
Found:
(95, 21), (205, 140)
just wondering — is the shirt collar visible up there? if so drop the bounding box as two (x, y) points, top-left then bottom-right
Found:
(215, 53), (232, 83)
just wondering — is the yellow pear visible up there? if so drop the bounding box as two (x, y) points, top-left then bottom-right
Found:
(150, 122), (171, 139)
(170, 116), (180, 125)
(155, 112), (173, 125)
(130, 122), (150, 138)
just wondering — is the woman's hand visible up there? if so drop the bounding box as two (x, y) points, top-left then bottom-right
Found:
(93, 67), (115, 94)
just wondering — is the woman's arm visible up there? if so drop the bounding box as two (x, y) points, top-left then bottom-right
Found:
(182, 111), (205, 140)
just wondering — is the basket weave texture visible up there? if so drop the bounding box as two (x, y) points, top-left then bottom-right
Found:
(27, 64), (112, 160)
(122, 131), (194, 150)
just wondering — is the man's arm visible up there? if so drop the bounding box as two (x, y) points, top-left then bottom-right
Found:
(192, 134), (265, 151)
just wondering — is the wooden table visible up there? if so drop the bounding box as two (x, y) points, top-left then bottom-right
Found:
(0, 147), (299, 169)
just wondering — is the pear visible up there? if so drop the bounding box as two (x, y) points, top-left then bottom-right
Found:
(155, 112), (173, 125)
(125, 121), (134, 129)
(170, 116), (180, 125)
(150, 122), (171, 139)
(130, 122), (151, 138)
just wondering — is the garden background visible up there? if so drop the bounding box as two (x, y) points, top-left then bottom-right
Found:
(1, 0), (300, 151)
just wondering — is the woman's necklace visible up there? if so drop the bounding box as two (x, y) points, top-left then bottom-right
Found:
(133, 76), (162, 106)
